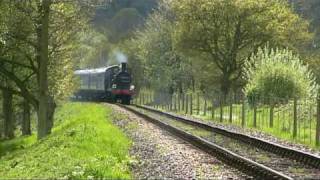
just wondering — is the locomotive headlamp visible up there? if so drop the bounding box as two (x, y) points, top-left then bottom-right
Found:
(112, 84), (117, 88)
(130, 85), (135, 91)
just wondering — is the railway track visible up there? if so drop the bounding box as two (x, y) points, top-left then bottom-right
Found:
(119, 104), (320, 179)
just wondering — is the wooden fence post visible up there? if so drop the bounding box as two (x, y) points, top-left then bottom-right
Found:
(204, 99), (207, 116)
(241, 98), (245, 127)
(174, 94), (177, 111)
(197, 93), (200, 115)
(170, 94), (172, 111)
(316, 97), (320, 146)
(143, 92), (146, 105)
(212, 100), (215, 120)
(185, 94), (189, 114)
(229, 102), (233, 123)
(293, 98), (298, 139)
(270, 105), (274, 128)
(253, 99), (257, 127)
(178, 94), (181, 111)
(220, 98), (223, 122)
(190, 93), (193, 115)
(253, 106), (257, 127)
(182, 94), (185, 112)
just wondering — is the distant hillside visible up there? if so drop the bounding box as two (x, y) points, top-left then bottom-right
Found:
(290, 0), (320, 48)
(93, 0), (158, 43)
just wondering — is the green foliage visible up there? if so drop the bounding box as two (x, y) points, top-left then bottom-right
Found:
(171, 0), (312, 95)
(74, 30), (111, 68)
(0, 103), (132, 179)
(128, 3), (194, 95)
(291, 0), (320, 49)
(93, 0), (158, 43)
(109, 8), (143, 42)
(245, 47), (318, 101)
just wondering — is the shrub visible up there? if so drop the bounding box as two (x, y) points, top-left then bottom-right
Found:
(244, 47), (318, 104)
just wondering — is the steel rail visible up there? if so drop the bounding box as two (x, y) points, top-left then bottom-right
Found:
(119, 104), (293, 179)
(135, 104), (320, 169)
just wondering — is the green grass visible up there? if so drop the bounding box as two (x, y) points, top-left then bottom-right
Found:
(149, 101), (319, 150)
(0, 102), (132, 179)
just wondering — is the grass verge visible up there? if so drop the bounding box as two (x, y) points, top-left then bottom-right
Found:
(0, 102), (132, 179)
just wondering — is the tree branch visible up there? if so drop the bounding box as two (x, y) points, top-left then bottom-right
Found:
(0, 61), (38, 108)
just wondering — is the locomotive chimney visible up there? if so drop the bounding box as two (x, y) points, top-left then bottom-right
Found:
(121, 62), (127, 72)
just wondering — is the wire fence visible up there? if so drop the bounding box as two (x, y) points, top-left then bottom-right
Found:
(133, 90), (320, 148)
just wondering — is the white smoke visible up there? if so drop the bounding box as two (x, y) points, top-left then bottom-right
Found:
(115, 51), (128, 63)
(107, 50), (128, 66)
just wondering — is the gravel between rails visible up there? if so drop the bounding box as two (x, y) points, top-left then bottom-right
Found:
(130, 105), (320, 179)
(109, 104), (250, 179)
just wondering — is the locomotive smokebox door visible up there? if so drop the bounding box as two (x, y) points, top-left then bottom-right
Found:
(121, 63), (127, 72)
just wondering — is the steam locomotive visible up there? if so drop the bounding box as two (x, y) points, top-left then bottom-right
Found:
(74, 63), (134, 104)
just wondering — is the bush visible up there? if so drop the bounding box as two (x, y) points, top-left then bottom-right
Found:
(244, 47), (318, 104)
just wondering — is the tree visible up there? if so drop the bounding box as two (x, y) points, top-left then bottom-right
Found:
(109, 8), (143, 42)
(171, 0), (312, 98)
(0, 0), (90, 139)
(244, 47), (318, 101)
(93, 0), (158, 43)
(244, 47), (318, 128)
(290, 0), (320, 49)
(128, 2), (194, 99)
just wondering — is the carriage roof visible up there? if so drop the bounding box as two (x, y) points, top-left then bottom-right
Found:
(74, 65), (119, 75)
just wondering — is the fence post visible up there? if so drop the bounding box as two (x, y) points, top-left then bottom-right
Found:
(185, 94), (189, 114)
(241, 98), (245, 127)
(270, 105), (274, 128)
(190, 93), (193, 115)
(197, 93), (200, 115)
(178, 94), (181, 111)
(170, 94), (173, 111)
(220, 97), (223, 122)
(293, 98), (298, 139)
(316, 97), (320, 146)
(174, 94), (177, 111)
(229, 101), (233, 123)
(212, 100), (215, 119)
(253, 99), (257, 127)
(204, 99), (207, 116)
(182, 94), (185, 112)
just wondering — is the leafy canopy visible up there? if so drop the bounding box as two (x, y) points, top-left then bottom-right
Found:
(170, 0), (312, 95)
(245, 47), (318, 101)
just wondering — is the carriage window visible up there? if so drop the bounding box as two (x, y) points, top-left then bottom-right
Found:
(80, 75), (89, 89)
(90, 74), (98, 90)
(97, 73), (104, 90)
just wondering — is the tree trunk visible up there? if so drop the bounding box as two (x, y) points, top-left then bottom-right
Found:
(37, 0), (53, 139)
(22, 100), (31, 136)
(220, 73), (231, 102)
(3, 89), (14, 139)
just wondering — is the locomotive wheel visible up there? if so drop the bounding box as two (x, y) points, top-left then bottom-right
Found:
(121, 96), (131, 105)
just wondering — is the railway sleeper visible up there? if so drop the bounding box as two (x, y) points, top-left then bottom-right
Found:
(135, 104), (320, 169)
(122, 105), (293, 180)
